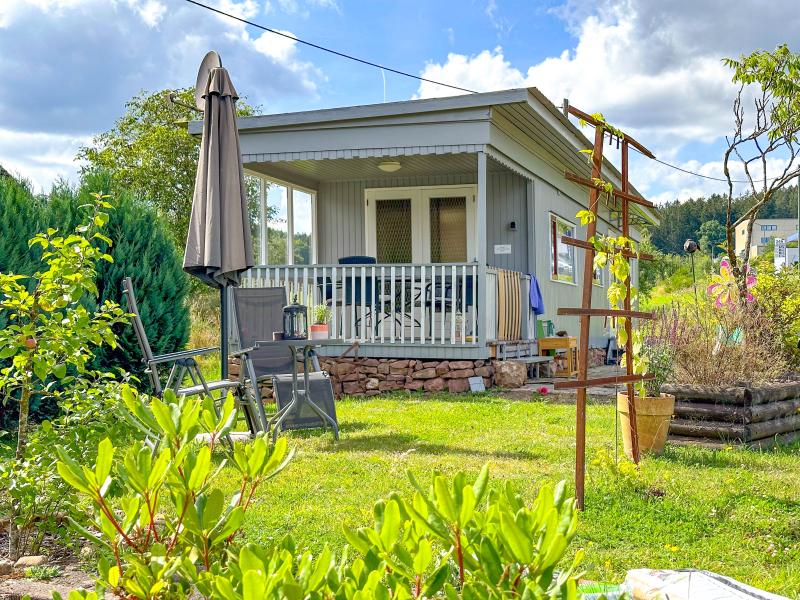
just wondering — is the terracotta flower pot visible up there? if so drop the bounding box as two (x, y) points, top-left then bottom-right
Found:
(617, 392), (675, 459)
(309, 324), (329, 340)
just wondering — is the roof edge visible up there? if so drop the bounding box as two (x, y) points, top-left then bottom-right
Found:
(189, 88), (531, 135)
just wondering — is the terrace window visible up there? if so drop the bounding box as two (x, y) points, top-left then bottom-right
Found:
(245, 173), (315, 265)
(550, 213), (576, 284)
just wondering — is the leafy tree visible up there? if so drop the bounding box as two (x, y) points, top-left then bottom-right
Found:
(697, 219), (727, 258)
(722, 44), (800, 297)
(78, 88), (258, 246)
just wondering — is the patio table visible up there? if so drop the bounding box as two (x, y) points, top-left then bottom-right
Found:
(253, 338), (342, 441)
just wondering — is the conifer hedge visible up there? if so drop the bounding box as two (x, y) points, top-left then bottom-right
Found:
(0, 172), (190, 425)
(79, 172), (191, 376)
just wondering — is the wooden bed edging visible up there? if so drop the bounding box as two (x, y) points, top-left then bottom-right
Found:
(670, 413), (800, 443)
(662, 381), (800, 406)
(673, 399), (800, 424)
(666, 378), (800, 448)
(670, 429), (800, 450)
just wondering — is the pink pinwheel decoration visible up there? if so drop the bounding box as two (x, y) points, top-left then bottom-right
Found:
(707, 259), (756, 308)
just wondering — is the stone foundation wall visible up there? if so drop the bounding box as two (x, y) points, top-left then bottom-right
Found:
(229, 356), (494, 398)
(319, 358), (494, 397)
(229, 346), (607, 399)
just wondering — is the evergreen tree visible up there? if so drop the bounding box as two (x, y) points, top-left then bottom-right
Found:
(648, 184), (799, 254)
(74, 172), (191, 377)
(1, 172), (190, 384)
(697, 219), (727, 257)
(0, 176), (46, 282)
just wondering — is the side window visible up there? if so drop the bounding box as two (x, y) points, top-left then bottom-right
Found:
(592, 265), (604, 287)
(550, 214), (576, 284)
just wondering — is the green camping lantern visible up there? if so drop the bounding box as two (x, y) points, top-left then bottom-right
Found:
(283, 295), (308, 340)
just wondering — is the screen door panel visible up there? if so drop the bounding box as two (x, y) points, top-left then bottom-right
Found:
(429, 196), (467, 262)
(375, 198), (413, 263)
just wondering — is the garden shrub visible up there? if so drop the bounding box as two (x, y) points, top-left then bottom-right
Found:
(58, 389), (584, 599)
(0, 376), (136, 558)
(752, 266), (800, 369)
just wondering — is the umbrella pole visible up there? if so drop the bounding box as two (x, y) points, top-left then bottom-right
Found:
(221, 284), (229, 380)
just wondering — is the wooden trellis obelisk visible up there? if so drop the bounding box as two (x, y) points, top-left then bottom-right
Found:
(555, 104), (658, 510)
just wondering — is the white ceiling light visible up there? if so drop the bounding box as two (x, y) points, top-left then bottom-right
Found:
(378, 160), (401, 173)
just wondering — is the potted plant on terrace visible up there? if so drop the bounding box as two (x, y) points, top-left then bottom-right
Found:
(310, 304), (332, 340)
(617, 335), (675, 459)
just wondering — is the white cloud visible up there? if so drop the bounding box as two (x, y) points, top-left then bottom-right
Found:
(0, 0), (324, 188)
(126, 0), (167, 27)
(485, 0), (513, 37)
(0, 129), (89, 192)
(274, 0), (339, 18)
(632, 155), (794, 205)
(252, 29), (297, 63)
(215, 0), (260, 19)
(249, 29), (321, 92)
(416, 47), (523, 98)
(416, 0), (800, 203)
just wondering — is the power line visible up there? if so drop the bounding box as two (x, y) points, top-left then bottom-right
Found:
(183, 0), (781, 187)
(182, 0), (477, 94)
(629, 145), (770, 185)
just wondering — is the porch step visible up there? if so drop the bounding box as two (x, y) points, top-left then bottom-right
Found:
(515, 356), (552, 364)
(493, 340), (537, 360)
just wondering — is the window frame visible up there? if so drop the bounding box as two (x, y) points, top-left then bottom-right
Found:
(549, 213), (577, 285)
(243, 170), (317, 266)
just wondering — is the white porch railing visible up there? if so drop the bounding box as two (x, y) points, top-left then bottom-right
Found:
(241, 262), (480, 346)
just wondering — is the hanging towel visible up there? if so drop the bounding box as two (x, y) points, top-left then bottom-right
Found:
(528, 273), (545, 316)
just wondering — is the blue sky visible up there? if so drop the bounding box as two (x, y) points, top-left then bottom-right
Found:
(1, 0), (799, 202)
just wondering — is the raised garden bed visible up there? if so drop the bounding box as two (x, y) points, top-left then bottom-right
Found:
(664, 379), (800, 449)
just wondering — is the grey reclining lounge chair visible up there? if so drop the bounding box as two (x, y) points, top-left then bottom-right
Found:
(231, 287), (337, 440)
(122, 277), (262, 434)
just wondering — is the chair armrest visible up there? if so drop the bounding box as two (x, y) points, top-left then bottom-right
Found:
(229, 346), (257, 358)
(149, 347), (218, 365)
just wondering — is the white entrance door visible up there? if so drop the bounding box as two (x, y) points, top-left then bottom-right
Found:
(365, 185), (476, 263)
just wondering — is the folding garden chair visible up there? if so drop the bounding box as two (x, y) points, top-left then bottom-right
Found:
(122, 277), (262, 435)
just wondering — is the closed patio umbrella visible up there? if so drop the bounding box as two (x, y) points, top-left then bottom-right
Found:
(184, 63), (253, 379)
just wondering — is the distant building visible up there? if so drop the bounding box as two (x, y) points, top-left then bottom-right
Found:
(774, 232), (799, 269)
(734, 218), (799, 258)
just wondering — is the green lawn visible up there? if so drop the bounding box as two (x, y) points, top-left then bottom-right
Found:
(216, 393), (800, 598)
